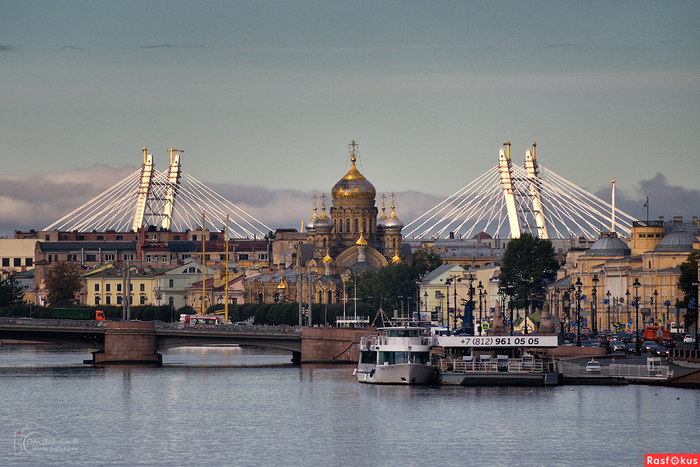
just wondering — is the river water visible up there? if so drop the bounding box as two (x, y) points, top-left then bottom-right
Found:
(1, 345), (698, 467)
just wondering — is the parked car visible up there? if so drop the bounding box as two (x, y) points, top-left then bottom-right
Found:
(586, 360), (601, 373)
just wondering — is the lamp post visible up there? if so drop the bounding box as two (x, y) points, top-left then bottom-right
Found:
(423, 291), (428, 325)
(477, 281), (484, 335)
(652, 289), (658, 326)
(591, 275), (599, 335)
(606, 290), (611, 332)
(633, 278), (641, 356)
(575, 277), (583, 346)
(443, 278), (452, 329)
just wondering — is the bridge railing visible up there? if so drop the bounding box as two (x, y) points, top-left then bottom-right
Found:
(0, 317), (106, 328)
(154, 322), (301, 334)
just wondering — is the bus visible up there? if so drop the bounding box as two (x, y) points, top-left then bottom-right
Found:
(179, 314), (223, 328)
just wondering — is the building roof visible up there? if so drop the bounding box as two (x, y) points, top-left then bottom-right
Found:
(585, 236), (631, 257)
(40, 241), (137, 252)
(653, 231), (699, 252)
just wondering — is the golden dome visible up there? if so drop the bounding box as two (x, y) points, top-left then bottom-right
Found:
(331, 141), (376, 200)
(392, 253), (402, 264)
(277, 280), (286, 289)
(355, 229), (368, 246)
(322, 250), (333, 264)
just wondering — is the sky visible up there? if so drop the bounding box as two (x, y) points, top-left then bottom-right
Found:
(1, 1), (699, 238)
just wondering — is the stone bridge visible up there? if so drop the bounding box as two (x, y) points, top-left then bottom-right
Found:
(0, 318), (375, 366)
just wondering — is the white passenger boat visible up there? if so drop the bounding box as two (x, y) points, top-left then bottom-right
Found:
(355, 327), (437, 384)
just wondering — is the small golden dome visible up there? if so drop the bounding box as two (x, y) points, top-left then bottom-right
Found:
(277, 280), (286, 289)
(392, 253), (402, 264)
(355, 229), (368, 246)
(323, 250), (333, 264)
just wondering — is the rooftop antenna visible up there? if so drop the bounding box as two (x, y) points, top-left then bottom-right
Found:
(611, 178), (616, 234)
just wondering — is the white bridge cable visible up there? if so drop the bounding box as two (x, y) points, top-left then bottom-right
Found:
(44, 169), (143, 232)
(43, 163), (272, 238)
(406, 159), (637, 240)
(403, 166), (500, 238)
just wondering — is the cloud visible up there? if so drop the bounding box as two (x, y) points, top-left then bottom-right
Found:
(0, 45), (16, 51)
(136, 44), (205, 49)
(594, 173), (700, 223)
(58, 45), (85, 51)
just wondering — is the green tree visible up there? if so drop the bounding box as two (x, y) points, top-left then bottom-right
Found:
(499, 233), (559, 309)
(678, 252), (699, 327)
(46, 263), (83, 306)
(412, 247), (442, 276)
(0, 273), (25, 306)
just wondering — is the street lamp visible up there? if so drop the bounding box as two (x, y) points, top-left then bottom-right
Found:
(575, 277), (583, 346)
(633, 278), (641, 356)
(477, 281), (484, 335)
(625, 289), (631, 328)
(652, 289), (658, 326)
(606, 290), (611, 332)
(423, 291), (428, 325)
(591, 275), (599, 335)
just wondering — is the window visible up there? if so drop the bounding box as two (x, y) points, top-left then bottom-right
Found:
(140, 296), (147, 305)
(146, 255), (151, 263)
(162, 255), (167, 263)
(363, 218), (366, 233)
(259, 254), (267, 260)
(346, 219), (350, 233)
(140, 284), (145, 292)
(106, 296), (111, 305)
(47, 255), (52, 262)
(45, 235), (50, 241)
(339, 220), (343, 233)
(152, 235), (157, 240)
(354, 219), (358, 232)
(116, 235), (123, 240)
(14, 258), (21, 267)
(117, 296), (122, 305)
(67, 255), (77, 261)
(193, 235), (198, 241)
(77, 235), (85, 240)
(94, 297), (100, 305)
(174, 235), (180, 240)
(117, 284), (122, 292)
(94, 284), (100, 292)
(105, 254), (115, 261)
(153, 256), (159, 262)
(211, 234), (218, 240)
(2, 258), (8, 267)
(97, 235), (104, 240)
(106, 284), (111, 292)
(188, 267), (196, 273)
(205, 254), (210, 261)
(169, 279), (174, 288)
(25, 258), (32, 267)
(86, 254), (96, 262)
(129, 284), (133, 292)
(239, 254), (249, 261)
(219, 254), (226, 261)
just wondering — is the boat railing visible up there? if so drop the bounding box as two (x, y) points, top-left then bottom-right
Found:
(559, 362), (673, 379)
(442, 358), (556, 374)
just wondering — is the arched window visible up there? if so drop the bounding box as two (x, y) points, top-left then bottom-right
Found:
(354, 218), (358, 232)
(369, 219), (372, 233)
(258, 293), (263, 303)
(327, 290), (332, 304)
(346, 219), (350, 233)
(274, 293), (280, 303)
(338, 219), (342, 233)
(323, 238), (327, 248)
(362, 218), (366, 233)
(392, 238), (396, 248)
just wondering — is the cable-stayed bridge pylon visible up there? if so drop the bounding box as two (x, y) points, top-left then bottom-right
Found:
(404, 143), (636, 241)
(44, 148), (271, 239)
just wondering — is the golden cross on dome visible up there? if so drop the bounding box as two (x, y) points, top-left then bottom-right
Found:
(390, 192), (397, 209)
(312, 194), (318, 208)
(349, 140), (358, 163)
(380, 194), (387, 210)
(320, 193), (327, 209)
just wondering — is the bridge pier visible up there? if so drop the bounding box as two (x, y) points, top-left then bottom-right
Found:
(301, 328), (378, 364)
(88, 321), (162, 365)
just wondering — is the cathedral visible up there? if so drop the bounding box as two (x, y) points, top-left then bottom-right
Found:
(300, 140), (411, 302)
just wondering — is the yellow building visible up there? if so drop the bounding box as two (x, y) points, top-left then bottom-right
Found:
(556, 222), (699, 333)
(81, 263), (156, 307)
